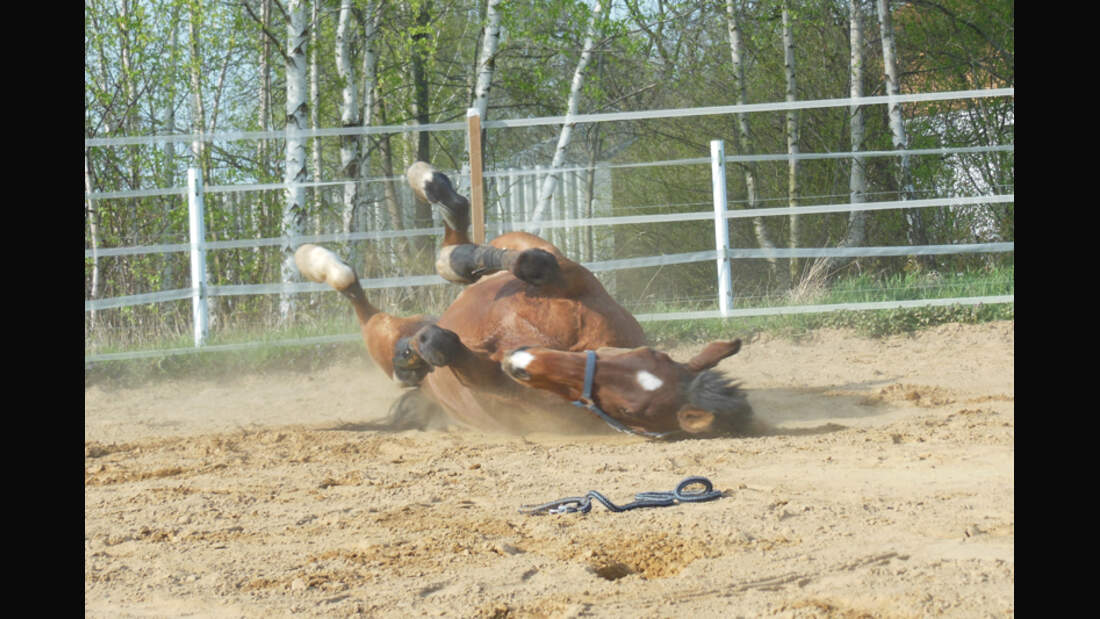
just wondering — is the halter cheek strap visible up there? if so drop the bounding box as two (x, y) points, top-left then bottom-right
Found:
(571, 350), (670, 439)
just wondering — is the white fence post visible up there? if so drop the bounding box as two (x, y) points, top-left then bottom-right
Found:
(711, 140), (733, 316)
(187, 167), (209, 347)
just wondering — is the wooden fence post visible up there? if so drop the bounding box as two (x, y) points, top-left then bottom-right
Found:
(466, 108), (486, 244)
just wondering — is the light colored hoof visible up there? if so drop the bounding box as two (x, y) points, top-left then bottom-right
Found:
(294, 244), (357, 290)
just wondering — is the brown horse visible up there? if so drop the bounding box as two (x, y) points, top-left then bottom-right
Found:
(296, 162), (754, 437)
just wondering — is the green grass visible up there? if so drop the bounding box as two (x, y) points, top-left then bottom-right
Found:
(85, 265), (1013, 388)
(643, 264), (1014, 344)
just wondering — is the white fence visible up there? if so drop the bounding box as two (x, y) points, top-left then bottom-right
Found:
(84, 89), (1014, 364)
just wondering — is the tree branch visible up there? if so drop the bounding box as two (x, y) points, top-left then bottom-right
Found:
(240, 0), (292, 64)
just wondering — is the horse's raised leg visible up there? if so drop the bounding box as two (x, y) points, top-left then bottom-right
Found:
(294, 244), (435, 386)
(406, 161), (567, 288)
(435, 242), (561, 286)
(407, 161), (471, 247)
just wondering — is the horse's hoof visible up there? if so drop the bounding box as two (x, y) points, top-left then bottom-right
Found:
(513, 248), (560, 286)
(392, 336), (431, 387)
(413, 325), (465, 367)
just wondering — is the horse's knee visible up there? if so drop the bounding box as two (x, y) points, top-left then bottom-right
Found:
(412, 324), (466, 367)
(513, 248), (561, 287)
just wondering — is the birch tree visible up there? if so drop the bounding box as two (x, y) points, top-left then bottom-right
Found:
(85, 151), (100, 332)
(280, 0), (309, 322)
(462, 0), (502, 193)
(725, 0), (780, 281)
(530, 0), (605, 231)
(335, 0), (359, 238)
(356, 1), (381, 234)
(876, 0), (928, 257)
(845, 0), (868, 251)
(187, 0), (207, 174)
(471, 0), (502, 120)
(782, 0), (801, 283)
(310, 0), (322, 234)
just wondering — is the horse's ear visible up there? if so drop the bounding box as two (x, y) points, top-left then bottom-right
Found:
(677, 407), (716, 433)
(685, 339), (742, 372)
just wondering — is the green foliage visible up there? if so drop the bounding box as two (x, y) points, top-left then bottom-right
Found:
(86, 0), (1014, 357)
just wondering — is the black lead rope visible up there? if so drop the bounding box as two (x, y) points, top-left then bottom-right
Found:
(518, 476), (723, 515)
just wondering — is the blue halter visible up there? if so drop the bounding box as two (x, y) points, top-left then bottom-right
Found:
(570, 350), (671, 439)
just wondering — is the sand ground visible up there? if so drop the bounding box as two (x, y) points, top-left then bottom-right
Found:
(85, 320), (1014, 617)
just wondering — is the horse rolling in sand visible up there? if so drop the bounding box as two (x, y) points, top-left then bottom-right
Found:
(296, 161), (755, 438)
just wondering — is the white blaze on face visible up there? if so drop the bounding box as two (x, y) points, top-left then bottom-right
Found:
(508, 350), (536, 371)
(636, 370), (664, 391)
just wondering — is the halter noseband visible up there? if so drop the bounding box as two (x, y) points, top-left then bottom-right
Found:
(571, 350), (670, 439)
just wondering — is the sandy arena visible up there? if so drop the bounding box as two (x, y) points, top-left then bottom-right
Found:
(85, 320), (1014, 617)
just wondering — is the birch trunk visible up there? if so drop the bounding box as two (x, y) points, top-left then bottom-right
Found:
(356, 2), (380, 235)
(85, 152), (100, 332)
(725, 0), (780, 280)
(845, 0), (868, 251)
(463, 0), (501, 197)
(876, 0), (927, 255)
(471, 0), (501, 120)
(310, 0), (322, 235)
(336, 0), (359, 239)
(783, 1), (800, 283)
(531, 0), (603, 232)
(187, 0), (206, 173)
(280, 0), (309, 322)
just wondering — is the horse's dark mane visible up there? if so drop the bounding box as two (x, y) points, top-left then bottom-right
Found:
(686, 370), (754, 434)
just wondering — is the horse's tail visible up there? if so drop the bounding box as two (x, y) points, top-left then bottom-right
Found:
(294, 244), (378, 320)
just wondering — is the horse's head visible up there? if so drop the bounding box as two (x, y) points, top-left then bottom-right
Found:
(500, 340), (754, 437)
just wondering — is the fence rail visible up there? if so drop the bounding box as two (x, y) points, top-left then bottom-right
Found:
(85, 89), (1014, 364)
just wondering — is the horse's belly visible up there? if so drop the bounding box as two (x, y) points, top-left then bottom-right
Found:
(438, 276), (641, 356)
